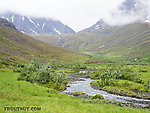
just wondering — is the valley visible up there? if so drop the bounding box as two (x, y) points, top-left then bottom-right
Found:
(0, 10), (150, 113)
(31, 22), (150, 61)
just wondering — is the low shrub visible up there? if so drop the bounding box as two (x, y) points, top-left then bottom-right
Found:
(92, 94), (104, 99)
(16, 59), (69, 91)
(73, 92), (85, 96)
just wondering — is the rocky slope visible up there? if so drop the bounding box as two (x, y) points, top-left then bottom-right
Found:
(0, 12), (75, 35)
(0, 18), (16, 30)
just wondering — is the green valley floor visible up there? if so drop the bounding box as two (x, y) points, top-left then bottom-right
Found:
(0, 69), (149, 113)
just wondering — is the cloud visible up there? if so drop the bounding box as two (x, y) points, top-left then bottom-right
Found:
(2, 0), (149, 31)
(0, 0), (125, 31)
(103, 0), (150, 26)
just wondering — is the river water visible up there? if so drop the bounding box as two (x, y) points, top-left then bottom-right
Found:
(63, 77), (150, 107)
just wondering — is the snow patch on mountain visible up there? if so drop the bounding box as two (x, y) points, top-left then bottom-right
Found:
(54, 28), (61, 34)
(11, 16), (14, 22)
(30, 28), (37, 34)
(28, 17), (38, 28)
(134, 3), (137, 7)
(145, 20), (150, 23)
(22, 16), (24, 21)
(95, 25), (99, 29)
(4, 17), (9, 21)
(21, 31), (25, 33)
(42, 23), (45, 29)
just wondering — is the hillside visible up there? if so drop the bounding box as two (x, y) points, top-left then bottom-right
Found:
(30, 34), (60, 46)
(0, 18), (17, 30)
(26, 23), (150, 60)
(59, 23), (150, 59)
(0, 23), (92, 65)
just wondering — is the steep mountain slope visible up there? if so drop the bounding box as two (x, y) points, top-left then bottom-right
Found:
(80, 19), (110, 33)
(0, 12), (75, 35)
(30, 34), (72, 48)
(0, 18), (16, 30)
(60, 22), (150, 59)
(0, 22), (91, 64)
(30, 34), (59, 46)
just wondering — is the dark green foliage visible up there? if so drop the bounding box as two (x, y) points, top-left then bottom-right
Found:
(144, 80), (150, 91)
(16, 60), (69, 90)
(92, 94), (104, 99)
(72, 66), (80, 73)
(73, 92), (85, 96)
(93, 66), (143, 87)
(0, 60), (9, 66)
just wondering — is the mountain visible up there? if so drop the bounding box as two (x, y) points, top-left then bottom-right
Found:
(119, 0), (147, 20)
(0, 20), (92, 64)
(59, 22), (150, 60)
(119, 0), (137, 11)
(80, 19), (110, 33)
(0, 12), (75, 35)
(30, 34), (73, 49)
(0, 18), (16, 30)
(81, 0), (150, 33)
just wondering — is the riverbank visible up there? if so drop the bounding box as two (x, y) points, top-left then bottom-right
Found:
(64, 91), (150, 109)
(1, 69), (149, 113)
(63, 73), (150, 110)
(90, 80), (150, 99)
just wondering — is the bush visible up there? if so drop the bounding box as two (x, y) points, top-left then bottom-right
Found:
(73, 92), (85, 96)
(94, 66), (143, 85)
(92, 94), (104, 99)
(16, 60), (69, 91)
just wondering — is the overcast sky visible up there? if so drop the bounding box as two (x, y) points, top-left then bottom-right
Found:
(0, 0), (149, 31)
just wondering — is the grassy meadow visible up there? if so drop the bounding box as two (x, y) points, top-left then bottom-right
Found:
(0, 69), (149, 113)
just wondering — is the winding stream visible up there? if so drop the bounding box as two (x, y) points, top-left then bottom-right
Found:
(63, 77), (150, 108)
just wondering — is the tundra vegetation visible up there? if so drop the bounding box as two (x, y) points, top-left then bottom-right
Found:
(85, 63), (150, 98)
(0, 59), (150, 113)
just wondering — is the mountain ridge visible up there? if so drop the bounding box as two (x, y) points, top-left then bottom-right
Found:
(0, 18), (17, 30)
(0, 12), (75, 35)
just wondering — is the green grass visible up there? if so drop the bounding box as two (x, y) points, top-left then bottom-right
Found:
(0, 69), (149, 113)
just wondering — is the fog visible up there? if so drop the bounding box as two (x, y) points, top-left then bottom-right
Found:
(103, 0), (150, 26)
(0, 0), (149, 31)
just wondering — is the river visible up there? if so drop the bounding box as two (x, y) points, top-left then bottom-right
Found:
(63, 76), (150, 108)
